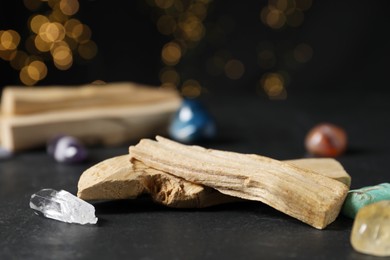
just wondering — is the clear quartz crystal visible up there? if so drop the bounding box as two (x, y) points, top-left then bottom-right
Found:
(30, 189), (98, 225)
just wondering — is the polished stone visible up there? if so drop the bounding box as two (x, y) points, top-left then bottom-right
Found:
(47, 135), (88, 163)
(169, 99), (216, 143)
(30, 188), (97, 225)
(351, 200), (390, 257)
(305, 123), (347, 157)
(342, 183), (390, 218)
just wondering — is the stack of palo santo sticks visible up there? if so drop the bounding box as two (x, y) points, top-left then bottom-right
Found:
(78, 136), (350, 229)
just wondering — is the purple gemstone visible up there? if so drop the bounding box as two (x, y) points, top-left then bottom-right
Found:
(47, 135), (88, 163)
(0, 146), (12, 160)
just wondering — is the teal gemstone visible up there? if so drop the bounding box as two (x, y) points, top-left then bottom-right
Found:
(342, 183), (390, 218)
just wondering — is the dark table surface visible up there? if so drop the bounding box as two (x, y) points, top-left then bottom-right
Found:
(1, 93), (389, 259)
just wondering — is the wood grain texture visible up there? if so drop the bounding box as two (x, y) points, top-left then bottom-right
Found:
(129, 136), (349, 229)
(0, 83), (181, 151)
(78, 152), (350, 218)
(1, 82), (179, 115)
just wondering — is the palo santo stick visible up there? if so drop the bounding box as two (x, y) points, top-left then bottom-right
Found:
(1, 82), (179, 115)
(0, 84), (181, 151)
(78, 155), (238, 208)
(129, 136), (349, 229)
(285, 158), (351, 187)
(77, 154), (350, 209)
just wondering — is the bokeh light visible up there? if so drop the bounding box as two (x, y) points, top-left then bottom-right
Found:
(30, 15), (50, 34)
(260, 0), (312, 29)
(181, 79), (202, 98)
(0, 30), (21, 51)
(2, 0), (97, 85)
(260, 72), (287, 99)
(224, 59), (245, 80)
(162, 42), (182, 65)
(154, 0), (174, 9)
(153, 0), (212, 95)
(160, 67), (180, 86)
(60, 0), (80, 16)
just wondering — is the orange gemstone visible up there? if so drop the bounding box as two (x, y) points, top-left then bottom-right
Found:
(305, 123), (347, 157)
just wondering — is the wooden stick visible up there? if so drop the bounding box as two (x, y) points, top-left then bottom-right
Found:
(129, 136), (349, 229)
(1, 82), (179, 115)
(78, 154), (350, 212)
(78, 155), (239, 208)
(0, 83), (181, 151)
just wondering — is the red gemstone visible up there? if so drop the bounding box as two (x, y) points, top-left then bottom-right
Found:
(305, 123), (347, 157)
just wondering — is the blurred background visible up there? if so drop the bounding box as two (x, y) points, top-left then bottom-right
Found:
(2, 0), (390, 100)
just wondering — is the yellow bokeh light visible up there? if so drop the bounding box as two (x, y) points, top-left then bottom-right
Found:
(0, 30), (21, 51)
(293, 43), (313, 63)
(224, 59), (245, 80)
(34, 35), (52, 52)
(78, 40), (98, 60)
(181, 79), (201, 98)
(155, 0), (174, 9)
(49, 7), (70, 23)
(28, 60), (48, 80)
(64, 19), (83, 39)
(60, 0), (80, 16)
(261, 73), (287, 99)
(161, 42), (182, 65)
(20, 66), (38, 86)
(159, 67), (180, 85)
(5, 0), (95, 79)
(51, 43), (73, 70)
(54, 55), (73, 70)
(157, 15), (177, 35)
(30, 15), (50, 34)
(179, 15), (205, 42)
(264, 8), (286, 29)
(50, 41), (70, 54)
(76, 24), (91, 43)
(39, 22), (66, 42)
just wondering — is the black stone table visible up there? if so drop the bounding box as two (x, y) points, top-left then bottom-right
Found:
(1, 93), (389, 259)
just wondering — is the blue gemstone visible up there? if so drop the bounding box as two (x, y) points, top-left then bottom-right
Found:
(169, 99), (216, 143)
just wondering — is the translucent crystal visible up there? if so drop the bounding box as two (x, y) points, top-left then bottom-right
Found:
(30, 189), (97, 225)
(351, 200), (390, 256)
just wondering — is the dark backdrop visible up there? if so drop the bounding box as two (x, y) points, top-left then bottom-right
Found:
(1, 0), (390, 99)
